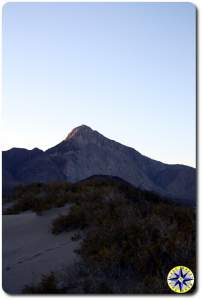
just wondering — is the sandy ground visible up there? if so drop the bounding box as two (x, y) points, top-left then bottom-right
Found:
(2, 205), (80, 294)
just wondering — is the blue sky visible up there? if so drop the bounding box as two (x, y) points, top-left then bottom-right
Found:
(2, 2), (196, 167)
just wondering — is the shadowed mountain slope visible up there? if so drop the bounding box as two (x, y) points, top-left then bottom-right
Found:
(2, 125), (196, 204)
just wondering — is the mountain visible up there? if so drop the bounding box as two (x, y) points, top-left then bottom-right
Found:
(2, 125), (196, 204)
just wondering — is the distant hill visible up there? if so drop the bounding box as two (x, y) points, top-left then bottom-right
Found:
(2, 125), (196, 205)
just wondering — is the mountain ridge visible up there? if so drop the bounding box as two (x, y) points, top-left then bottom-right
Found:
(2, 125), (196, 205)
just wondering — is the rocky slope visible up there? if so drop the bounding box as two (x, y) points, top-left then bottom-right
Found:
(2, 125), (196, 204)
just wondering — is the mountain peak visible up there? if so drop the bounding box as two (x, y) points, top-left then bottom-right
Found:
(64, 124), (109, 147)
(3, 124), (196, 204)
(66, 125), (94, 140)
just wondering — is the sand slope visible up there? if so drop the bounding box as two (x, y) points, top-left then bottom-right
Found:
(2, 205), (80, 294)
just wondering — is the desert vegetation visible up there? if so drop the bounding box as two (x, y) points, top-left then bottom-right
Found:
(8, 176), (195, 294)
(23, 272), (65, 294)
(4, 182), (72, 214)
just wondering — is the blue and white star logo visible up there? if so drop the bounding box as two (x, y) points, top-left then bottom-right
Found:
(167, 266), (194, 293)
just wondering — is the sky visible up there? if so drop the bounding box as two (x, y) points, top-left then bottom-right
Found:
(2, 2), (196, 167)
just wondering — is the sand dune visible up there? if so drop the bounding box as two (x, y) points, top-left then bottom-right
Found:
(2, 205), (80, 294)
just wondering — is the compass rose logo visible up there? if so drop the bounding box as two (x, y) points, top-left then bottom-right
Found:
(167, 266), (194, 293)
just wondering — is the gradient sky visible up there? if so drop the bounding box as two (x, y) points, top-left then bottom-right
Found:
(2, 2), (196, 167)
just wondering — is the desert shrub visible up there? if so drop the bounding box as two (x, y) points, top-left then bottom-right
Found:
(4, 182), (73, 214)
(51, 185), (196, 294)
(23, 272), (65, 294)
(52, 203), (87, 234)
(4, 176), (173, 215)
(7, 176), (196, 294)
